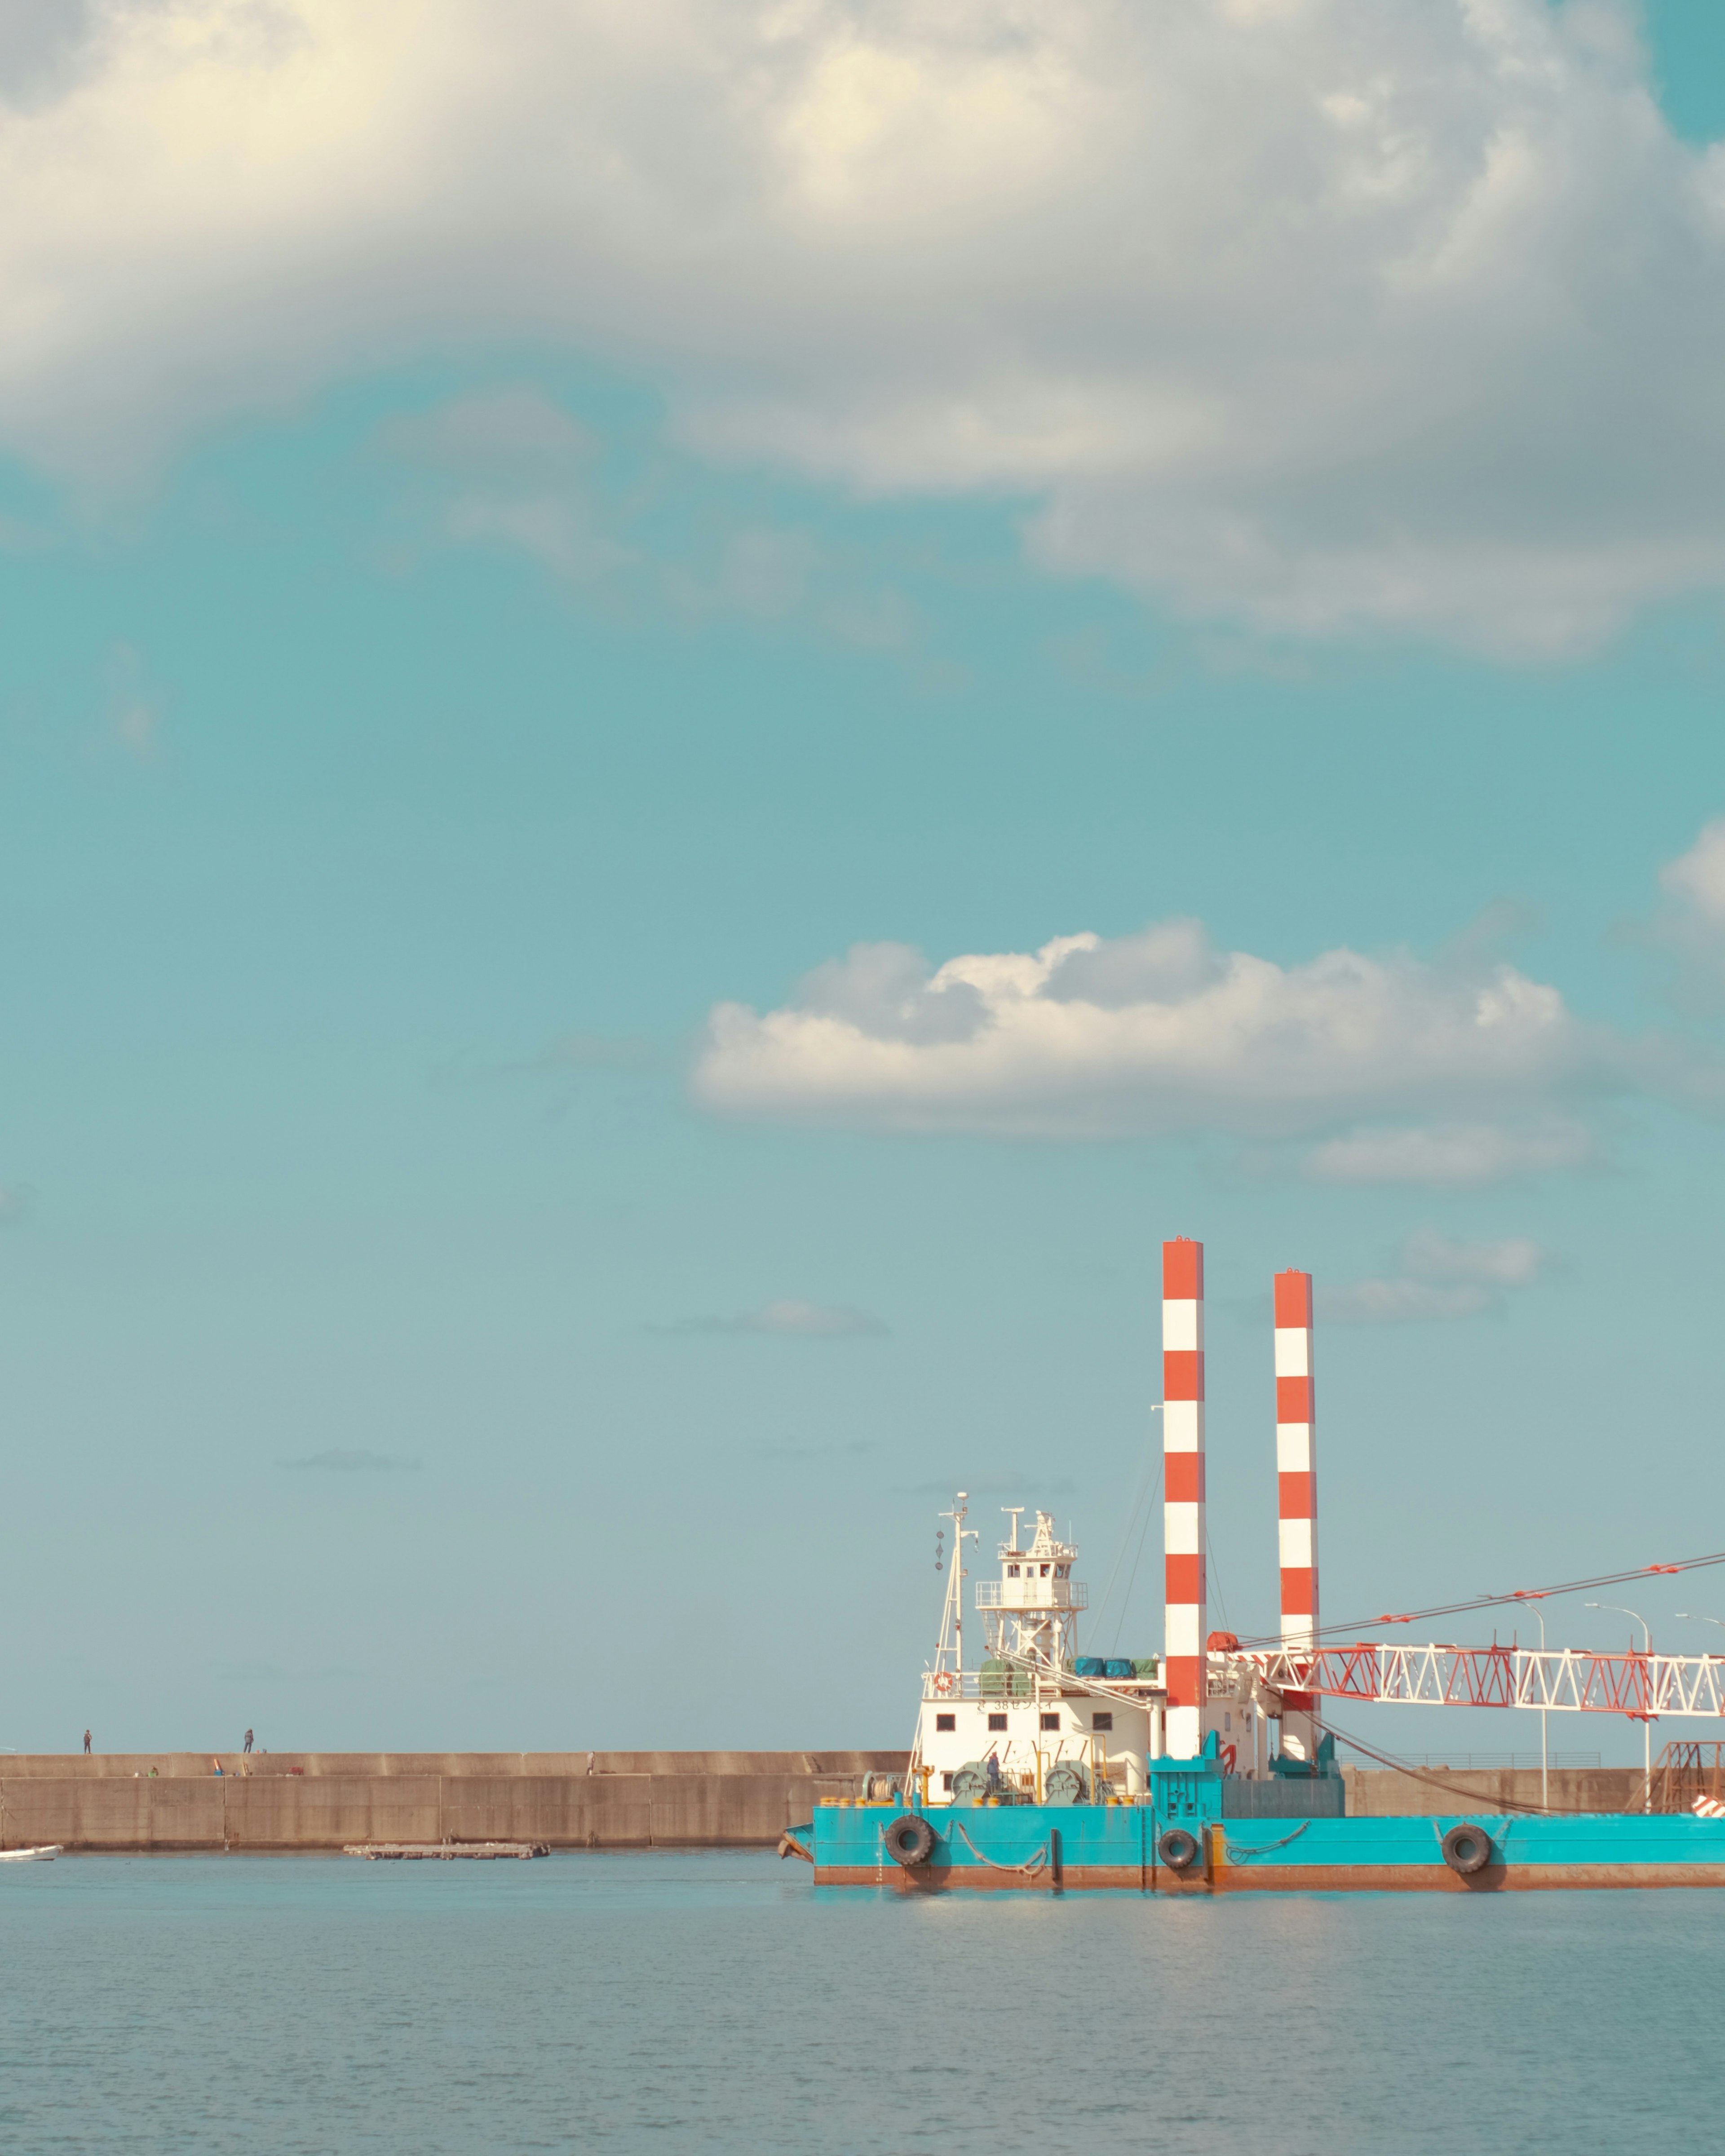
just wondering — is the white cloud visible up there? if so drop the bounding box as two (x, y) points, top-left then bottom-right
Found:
(693, 919), (1655, 1149)
(1402, 1229), (1546, 1287)
(378, 384), (628, 585)
(1640, 817), (1725, 1009)
(1321, 1277), (1493, 1323)
(2, 2), (1725, 647)
(1323, 1228), (1548, 1322)
(1663, 820), (1725, 929)
(1303, 1117), (1596, 1186)
(655, 1299), (888, 1337)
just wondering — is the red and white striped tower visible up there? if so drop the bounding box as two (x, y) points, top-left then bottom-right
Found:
(1274, 1268), (1320, 1763)
(1162, 1237), (1206, 1760)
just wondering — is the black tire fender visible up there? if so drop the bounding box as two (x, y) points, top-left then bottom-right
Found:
(884, 1813), (936, 1868)
(1442, 1822), (1494, 1876)
(1157, 1826), (1202, 1873)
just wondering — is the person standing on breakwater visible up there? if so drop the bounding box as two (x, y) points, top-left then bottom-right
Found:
(243, 1729), (254, 1754)
(83, 1729), (91, 1755)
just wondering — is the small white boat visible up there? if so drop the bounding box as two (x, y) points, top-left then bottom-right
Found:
(0, 1846), (59, 1862)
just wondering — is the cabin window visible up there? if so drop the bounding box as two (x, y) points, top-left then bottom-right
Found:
(1056, 1564), (1069, 1577)
(1039, 1713), (1060, 1731)
(1040, 1564), (1050, 1577)
(1092, 1712), (1114, 1732)
(935, 1713), (955, 1732)
(987, 1713), (1008, 1732)
(942, 1772), (954, 1792)
(1007, 1564), (1020, 1577)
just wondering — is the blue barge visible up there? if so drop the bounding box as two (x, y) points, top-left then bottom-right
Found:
(805, 1446), (1725, 1893)
(804, 1749), (1725, 1891)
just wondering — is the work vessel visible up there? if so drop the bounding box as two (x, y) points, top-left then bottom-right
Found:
(797, 1240), (1725, 1891)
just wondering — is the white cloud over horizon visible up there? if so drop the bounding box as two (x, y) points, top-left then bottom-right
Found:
(692, 916), (1682, 1165)
(4, 1), (1725, 649)
(1302, 1117), (1597, 1187)
(1322, 1229), (1548, 1321)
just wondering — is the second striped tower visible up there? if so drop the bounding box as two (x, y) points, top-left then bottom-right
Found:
(1162, 1237), (1206, 1759)
(1274, 1267), (1321, 1764)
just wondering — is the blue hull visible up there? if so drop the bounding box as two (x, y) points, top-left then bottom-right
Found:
(809, 1803), (1725, 1891)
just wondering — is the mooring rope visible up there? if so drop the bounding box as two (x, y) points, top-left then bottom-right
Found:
(1221, 1820), (1313, 1860)
(950, 1820), (1050, 1876)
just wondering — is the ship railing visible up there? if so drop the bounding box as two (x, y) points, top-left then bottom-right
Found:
(920, 1665), (1161, 1704)
(975, 1582), (1088, 1609)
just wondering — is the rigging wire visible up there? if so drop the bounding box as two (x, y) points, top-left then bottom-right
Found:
(1110, 1460), (1163, 1655)
(1234, 1547), (1725, 1650)
(1318, 1714), (1658, 1819)
(1205, 1524), (1229, 1636)
(1091, 1419), (1163, 1648)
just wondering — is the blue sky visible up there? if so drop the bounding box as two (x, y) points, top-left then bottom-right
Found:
(4, 1), (1725, 1762)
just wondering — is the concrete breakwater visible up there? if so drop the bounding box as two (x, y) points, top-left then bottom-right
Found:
(0, 1751), (910, 1853)
(1341, 1765), (1646, 1816)
(0, 1755), (1651, 1853)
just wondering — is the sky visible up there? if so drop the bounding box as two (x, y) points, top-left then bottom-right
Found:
(4, 0), (1725, 1763)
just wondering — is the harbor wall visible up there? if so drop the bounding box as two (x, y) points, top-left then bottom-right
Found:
(1341, 1765), (1645, 1816)
(0, 1756), (1655, 1851)
(0, 1752), (910, 1853)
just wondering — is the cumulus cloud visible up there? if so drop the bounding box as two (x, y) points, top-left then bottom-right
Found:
(693, 919), (1663, 1153)
(654, 1299), (889, 1338)
(2, 1), (1725, 649)
(1323, 1230), (1548, 1322)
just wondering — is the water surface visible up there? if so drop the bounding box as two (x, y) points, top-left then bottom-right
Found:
(0, 1851), (1714, 2152)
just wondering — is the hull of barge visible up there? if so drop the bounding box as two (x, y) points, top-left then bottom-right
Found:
(809, 1803), (1725, 1891)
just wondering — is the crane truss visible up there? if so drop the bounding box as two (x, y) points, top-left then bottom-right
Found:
(1247, 1643), (1725, 1719)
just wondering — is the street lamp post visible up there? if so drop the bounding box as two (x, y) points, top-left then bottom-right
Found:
(1492, 1592), (1549, 1809)
(1529, 1606), (1548, 1811)
(1588, 1601), (1653, 1813)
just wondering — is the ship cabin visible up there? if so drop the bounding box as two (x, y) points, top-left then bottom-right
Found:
(911, 1506), (1169, 1805)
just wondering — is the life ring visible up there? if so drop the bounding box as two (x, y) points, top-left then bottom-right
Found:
(1220, 1743), (1237, 1776)
(933, 1671), (957, 1697)
(1441, 1823), (1494, 1877)
(1157, 1827), (1201, 1873)
(884, 1813), (936, 1868)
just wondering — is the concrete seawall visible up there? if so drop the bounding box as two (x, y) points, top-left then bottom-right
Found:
(0, 1753), (910, 1852)
(0, 1756), (1655, 1851)
(1342, 1765), (1646, 1816)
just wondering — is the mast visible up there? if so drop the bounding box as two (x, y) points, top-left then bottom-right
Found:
(934, 1491), (974, 1674)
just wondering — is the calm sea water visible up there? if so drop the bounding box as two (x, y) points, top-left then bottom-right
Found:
(0, 1851), (1717, 2153)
